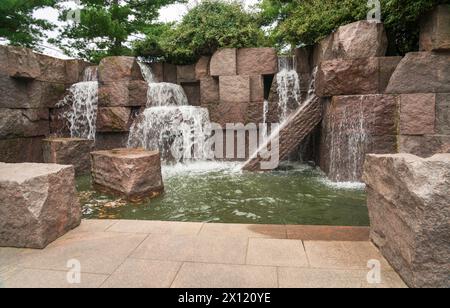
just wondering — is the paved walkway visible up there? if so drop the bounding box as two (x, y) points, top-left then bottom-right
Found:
(0, 220), (406, 288)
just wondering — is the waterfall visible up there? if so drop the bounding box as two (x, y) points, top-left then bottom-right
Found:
(276, 56), (301, 122)
(329, 96), (370, 182)
(128, 62), (211, 163)
(56, 66), (99, 140)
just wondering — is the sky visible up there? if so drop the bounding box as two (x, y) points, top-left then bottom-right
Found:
(28, 0), (260, 58)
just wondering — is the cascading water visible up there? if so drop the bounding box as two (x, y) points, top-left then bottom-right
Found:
(329, 96), (370, 182)
(275, 56), (302, 122)
(56, 66), (99, 140)
(127, 62), (211, 163)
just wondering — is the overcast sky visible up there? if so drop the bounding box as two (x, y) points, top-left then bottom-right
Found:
(29, 0), (260, 58)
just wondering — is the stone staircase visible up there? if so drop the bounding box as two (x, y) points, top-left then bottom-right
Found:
(242, 95), (322, 171)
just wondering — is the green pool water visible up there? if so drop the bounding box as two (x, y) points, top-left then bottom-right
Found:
(78, 162), (368, 226)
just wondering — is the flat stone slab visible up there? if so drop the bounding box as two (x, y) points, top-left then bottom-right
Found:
(0, 220), (407, 288)
(43, 138), (94, 175)
(91, 148), (164, 202)
(0, 163), (81, 249)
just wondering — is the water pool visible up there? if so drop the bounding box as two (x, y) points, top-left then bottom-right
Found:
(78, 162), (368, 226)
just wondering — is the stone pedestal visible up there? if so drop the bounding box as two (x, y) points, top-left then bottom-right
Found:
(0, 163), (81, 249)
(43, 138), (94, 175)
(91, 148), (164, 202)
(363, 154), (450, 288)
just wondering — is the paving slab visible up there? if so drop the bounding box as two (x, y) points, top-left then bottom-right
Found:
(3, 268), (108, 288)
(107, 220), (203, 235)
(286, 225), (370, 241)
(304, 241), (390, 270)
(71, 219), (117, 233)
(200, 223), (287, 239)
(18, 231), (147, 274)
(131, 234), (248, 265)
(101, 259), (182, 288)
(246, 238), (309, 267)
(171, 262), (278, 288)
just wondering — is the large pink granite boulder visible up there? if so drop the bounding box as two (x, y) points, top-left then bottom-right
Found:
(98, 56), (144, 83)
(91, 148), (164, 202)
(400, 94), (436, 135)
(0, 109), (49, 139)
(398, 135), (450, 158)
(331, 21), (388, 59)
(0, 46), (40, 79)
(43, 138), (94, 175)
(237, 48), (278, 75)
(0, 163), (81, 249)
(363, 153), (450, 288)
(96, 107), (133, 132)
(385, 52), (450, 94)
(210, 49), (237, 76)
(311, 21), (388, 65)
(219, 76), (250, 103)
(420, 5), (450, 51)
(316, 57), (400, 97)
(0, 137), (44, 163)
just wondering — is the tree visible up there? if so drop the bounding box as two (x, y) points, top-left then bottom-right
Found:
(135, 0), (268, 65)
(259, 0), (450, 55)
(52, 0), (182, 63)
(0, 0), (56, 48)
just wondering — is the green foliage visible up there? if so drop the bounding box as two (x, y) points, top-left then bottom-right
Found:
(0, 0), (56, 48)
(53, 0), (182, 63)
(135, 0), (268, 65)
(259, 0), (450, 55)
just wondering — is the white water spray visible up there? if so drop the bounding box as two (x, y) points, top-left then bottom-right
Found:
(128, 62), (211, 163)
(276, 56), (301, 122)
(56, 66), (99, 140)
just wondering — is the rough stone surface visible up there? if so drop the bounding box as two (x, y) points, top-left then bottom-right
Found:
(316, 58), (380, 97)
(0, 76), (68, 109)
(195, 56), (210, 80)
(36, 53), (68, 83)
(177, 65), (197, 83)
(311, 21), (387, 65)
(65, 59), (93, 84)
(398, 135), (450, 158)
(363, 153), (450, 288)
(420, 5), (450, 51)
(237, 48), (278, 75)
(98, 82), (129, 107)
(0, 163), (81, 249)
(250, 76), (264, 102)
(1, 46), (40, 79)
(91, 148), (164, 201)
(98, 57), (144, 83)
(210, 49), (237, 76)
(378, 57), (402, 93)
(94, 133), (129, 150)
(219, 76), (250, 103)
(330, 21), (388, 59)
(43, 138), (94, 175)
(400, 93), (436, 135)
(386, 52), (450, 94)
(0, 137), (45, 163)
(436, 93), (450, 134)
(181, 82), (201, 106)
(163, 63), (178, 84)
(128, 80), (148, 107)
(200, 77), (219, 104)
(295, 47), (312, 74)
(318, 95), (398, 181)
(243, 96), (322, 171)
(0, 109), (49, 139)
(96, 107), (133, 132)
